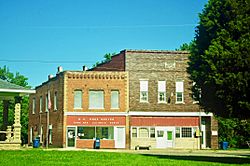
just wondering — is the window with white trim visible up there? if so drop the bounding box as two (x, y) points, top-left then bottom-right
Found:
(39, 96), (42, 113)
(111, 90), (119, 109)
(175, 127), (193, 138)
(32, 98), (36, 114)
(132, 127), (137, 138)
(30, 127), (33, 143)
(40, 126), (43, 143)
(140, 80), (148, 102)
(74, 90), (82, 109)
(150, 128), (155, 138)
(158, 81), (166, 103)
(176, 81), (184, 103)
(89, 90), (104, 109)
(45, 94), (48, 112)
(54, 92), (58, 111)
(139, 128), (149, 138)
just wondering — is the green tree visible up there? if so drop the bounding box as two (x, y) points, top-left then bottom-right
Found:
(188, 0), (250, 119)
(92, 52), (116, 68)
(0, 65), (30, 144)
(176, 41), (194, 51)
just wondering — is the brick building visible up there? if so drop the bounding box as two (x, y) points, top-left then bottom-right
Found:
(29, 49), (218, 149)
(29, 70), (129, 148)
(91, 49), (218, 149)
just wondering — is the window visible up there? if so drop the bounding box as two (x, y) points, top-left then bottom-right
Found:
(96, 127), (114, 139)
(139, 128), (149, 138)
(132, 127), (137, 138)
(78, 127), (95, 139)
(89, 90), (104, 109)
(40, 126), (43, 143)
(157, 130), (164, 137)
(46, 94), (48, 112)
(192, 82), (201, 104)
(39, 96), (42, 113)
(158, 81), (166, 103)
(167, 131), (173, 140)
(54, 92), (57, 111)
(175, 127), (180, 138)
(32, 98), (36, 114)
(74, 90), (82, 109)
(181, 127), (192, 138)
(176, 81), (184, 103)
(111, 90), (119, 109)
(49, 125), (52, 144)
(150, 128), (155, 138)
(140, 80), (148, 102)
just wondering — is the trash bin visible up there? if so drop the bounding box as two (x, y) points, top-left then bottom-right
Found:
(221, 141), (228, 150)
(94, 138), (100, 149)
(33, 139), (40, 148)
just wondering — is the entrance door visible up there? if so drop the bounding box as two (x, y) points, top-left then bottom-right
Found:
(115, 127), (125, 148)
(201, 124), (206, 149)
(67, 127), (76, 148)
(156, 127), (174, 148)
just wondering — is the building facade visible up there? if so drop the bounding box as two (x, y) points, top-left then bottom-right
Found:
(29, 49), (218, 149)
(92, 50), (218, 149)
(29, 70), (129, 148)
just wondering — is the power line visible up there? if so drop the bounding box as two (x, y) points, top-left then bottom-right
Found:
(0, 59), (95, 64)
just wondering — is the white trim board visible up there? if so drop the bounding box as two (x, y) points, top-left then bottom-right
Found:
(0, 88), (36, 94)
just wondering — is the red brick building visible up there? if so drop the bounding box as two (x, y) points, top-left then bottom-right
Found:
(29, 49), (218, 149)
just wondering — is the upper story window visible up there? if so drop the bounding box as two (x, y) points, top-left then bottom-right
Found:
(111, 90), (119, 109)
(74, 90), (82, 109)
(158, 81), (166, 103)
(39, 96), (42, 113)
(89, 90), (104, 109)
(32, 98), (36, 114)
(176, 81), (184, 103)
(54, 91), (58, 111)
(45, 94), (48, 112)
(140, 80), (148, 102)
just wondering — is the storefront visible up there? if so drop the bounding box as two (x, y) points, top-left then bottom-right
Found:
(66, 115), (126, 149)
(130, 116), (201, 149)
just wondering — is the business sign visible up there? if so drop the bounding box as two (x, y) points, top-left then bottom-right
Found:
(67, 115), (126, 126)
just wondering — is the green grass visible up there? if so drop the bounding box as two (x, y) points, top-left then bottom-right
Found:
(0, 150), (249, 166)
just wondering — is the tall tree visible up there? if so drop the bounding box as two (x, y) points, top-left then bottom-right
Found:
(0, 66), (30, 144)
(188, 0), (250, 119)
(176, 41), (194, 51)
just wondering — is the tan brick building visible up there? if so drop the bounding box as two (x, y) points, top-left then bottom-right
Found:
(29, 49), (218, 149)
(92, 49), (218, 149)
(29, 70), (129, 148)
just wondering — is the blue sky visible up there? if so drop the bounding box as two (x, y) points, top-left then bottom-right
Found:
(0, 0), (207, 88)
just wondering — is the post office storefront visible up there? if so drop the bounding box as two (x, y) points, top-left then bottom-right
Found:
(66, 115), (126, 149)
(130, 116), (201, 149)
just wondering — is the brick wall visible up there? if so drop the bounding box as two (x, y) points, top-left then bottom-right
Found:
(28, 73), (64, 147)
(76, 139), (115, 149)
(125, 50), (199, 112)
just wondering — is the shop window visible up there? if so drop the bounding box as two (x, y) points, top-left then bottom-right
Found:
(157, 130), (164, 137)
(89, 90), (104, 109)
(96, 127), (114, 139)
(181, 127), (192, 138)
(111, 90), (119, 109)
(150, 128), (155, 138)
(54, 91), (58, 111)
(74, 90), (82, 109)
(39, 96), (42, 113)
(158, 81), (166, 103)
(140, 80), (148, 102)
(77, 127), (95, 139)
(40, 126), (43, 143)
(49, 125), (52, 144)
(32, 98), (36, 114)
(175, 127), (180, 138)
(30, 127), (33, 143)
(132, 127), (137, 138)
(176, 81), (184, 103)
(139, 128), (149, 138)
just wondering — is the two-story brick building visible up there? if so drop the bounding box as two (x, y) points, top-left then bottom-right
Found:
(29, 49), (218, 149)
(29, 70), (129, 148)
(91, 49), (218, 149)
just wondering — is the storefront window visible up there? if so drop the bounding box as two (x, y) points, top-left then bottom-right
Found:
(132, 127), (137, 138)
(77, 127), (95, 139)
(150, 128), (155, 138)
(157, 130), (164, 137)
(96, 127), (114, 139)
(139, 128), (149, 138)
(175, 127), (180, 138)
(181, 127), (192, 138)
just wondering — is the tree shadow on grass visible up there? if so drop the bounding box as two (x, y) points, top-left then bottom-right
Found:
(141, 154), (250, 164)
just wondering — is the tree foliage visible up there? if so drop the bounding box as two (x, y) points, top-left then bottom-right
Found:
(0, 65), (30, 144)
(92, 53), (116, 68)
(188, 0), (250, 119)
(176, 41), (194, 51)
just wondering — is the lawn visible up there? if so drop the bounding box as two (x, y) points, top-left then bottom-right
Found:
(0, 150), (249, 166)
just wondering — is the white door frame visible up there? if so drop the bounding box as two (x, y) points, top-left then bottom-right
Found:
(114, 127), (126, 148)
(201, 124), (206, 149)
(156, 127), (175, 148)
(66, 126), (76, 148)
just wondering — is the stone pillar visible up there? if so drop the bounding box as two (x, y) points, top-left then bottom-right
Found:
(125, 115), (130, 149)
(13, 103), (22, 143)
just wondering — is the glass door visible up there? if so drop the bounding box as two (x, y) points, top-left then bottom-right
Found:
(67, 127), (76, 147)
